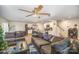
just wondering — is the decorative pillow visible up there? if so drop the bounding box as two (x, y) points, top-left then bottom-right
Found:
(43, 34), (52, 41)
(15, 31), (25, 37)
(15, 31), (21, 37)
(32, 31), (38, 37)
(50, 36), (55, 42)
(43, 34), (49, 40)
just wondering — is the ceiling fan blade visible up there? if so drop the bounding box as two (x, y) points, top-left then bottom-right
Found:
(18, 9), (32, 13)
(38, 13), (50, 16)
(26, 14), (34, 17)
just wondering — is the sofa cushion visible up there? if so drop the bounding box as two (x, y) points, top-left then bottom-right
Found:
(5, 32), (16, 38)
(33, 37), (49, 47)
(32, 31), (38, 37)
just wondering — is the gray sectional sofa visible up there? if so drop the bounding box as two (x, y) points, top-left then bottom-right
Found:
(4, 31), (28, 54)
(32, 36), (65, 54)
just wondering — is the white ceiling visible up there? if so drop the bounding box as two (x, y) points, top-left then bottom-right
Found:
(0, 5), (79, 22)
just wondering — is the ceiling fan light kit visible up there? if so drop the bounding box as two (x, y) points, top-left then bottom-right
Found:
(19, 5), (50, 18)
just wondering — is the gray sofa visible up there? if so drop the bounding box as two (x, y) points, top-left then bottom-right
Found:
(32, 36), (64, 54)
(5, 31), (26, 46)
(4, 31), (28, 54)
(40, 36), (64, 54)
(32, 37), (50, 53)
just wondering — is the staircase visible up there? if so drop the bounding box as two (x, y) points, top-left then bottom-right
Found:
(56, 20), (65, 36)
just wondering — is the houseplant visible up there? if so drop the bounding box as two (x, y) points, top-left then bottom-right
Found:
(0, 25), (8, 52)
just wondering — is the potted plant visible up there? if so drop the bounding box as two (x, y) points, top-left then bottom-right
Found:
(0, 25), (8, 53)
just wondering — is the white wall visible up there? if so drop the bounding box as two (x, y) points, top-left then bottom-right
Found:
(2, 18), (79, 38)
(43, 19), (79, 38)
(59, 19), (79, 38)
(44, 20), (60, 36)
(8, 21), (61, 36)
(8, 22), (45, 32)
(37, 23), (44, 32)
(8, 22), (33, 31)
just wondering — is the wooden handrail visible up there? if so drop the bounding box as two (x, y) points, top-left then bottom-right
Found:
(57, 25), (65, 31)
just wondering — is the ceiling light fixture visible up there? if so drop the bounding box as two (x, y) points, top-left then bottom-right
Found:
(33, 14), (37, 17)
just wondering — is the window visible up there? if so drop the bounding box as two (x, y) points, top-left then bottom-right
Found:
(2, 22), (9, 33)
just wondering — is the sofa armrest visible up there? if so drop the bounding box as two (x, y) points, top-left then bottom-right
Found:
(62, 47), (70, 54)
(51, 40), (63, 46)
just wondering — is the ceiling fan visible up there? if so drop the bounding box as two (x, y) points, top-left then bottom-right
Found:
(18, 5), (50, 17)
